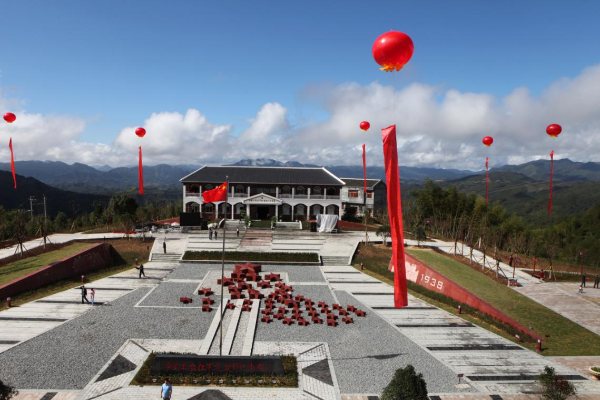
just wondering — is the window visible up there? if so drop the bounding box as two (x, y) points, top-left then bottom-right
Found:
(367, 192), (373, 199)
(185, 202), (199, 213)
(313, 186), (322, 195)
(204, 204), (214, 213)
(327, 187), (336, 195)
(204, 184), (214, 190)
(282, 186), (291, 194)
(296, 186), (306, 195)
(235, 185), (245, 194)
(188, 184), (199, 193)
(349, 190), (359, 198)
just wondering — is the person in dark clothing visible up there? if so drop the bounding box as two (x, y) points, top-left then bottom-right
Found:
(209, 229), (213, 240)
(582, 274), (587, 288)
(214, 230), (218, 239)
(594, 275), (599, 289)
(81, 285), (90, 304)
(236, 228), (240, 237)
(163, 241), (167, 253)
(139, 263), (145, 278)
(508, 255), (514, 268)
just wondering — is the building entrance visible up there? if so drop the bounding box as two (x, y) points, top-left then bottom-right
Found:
(256, 206), (271, 220)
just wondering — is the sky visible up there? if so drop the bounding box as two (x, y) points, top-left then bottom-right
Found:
(1, 0), (600, 170)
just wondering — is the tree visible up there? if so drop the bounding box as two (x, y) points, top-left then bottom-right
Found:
(376, 222), (391, 246)
(536, 366), (577, 400)
(415, 225), (427, 246)
(108, 195), (138, 218)
(0, 379), (18, 400)
(380, 365), (428, 400)
(342, 206), (358, 222)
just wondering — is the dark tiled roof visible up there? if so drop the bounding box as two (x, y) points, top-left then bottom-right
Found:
(341, 178), (383, 190)
(181, 166), (344, 186)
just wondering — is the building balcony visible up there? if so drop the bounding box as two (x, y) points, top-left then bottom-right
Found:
(294, 194), (308, 199)
(231, 193), (249, 198)
(326, 195), (340, 199)
(311, 195), (325, 199)
(185, 192), (201, 197)
(279, 194), (292, 198)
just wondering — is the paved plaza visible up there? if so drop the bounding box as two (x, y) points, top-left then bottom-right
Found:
(0, 230), (599, 399)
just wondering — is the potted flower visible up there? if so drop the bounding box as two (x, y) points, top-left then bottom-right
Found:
(590, 365), (600, 379)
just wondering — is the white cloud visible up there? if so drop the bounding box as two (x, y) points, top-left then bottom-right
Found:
(2, 64), (600, 170)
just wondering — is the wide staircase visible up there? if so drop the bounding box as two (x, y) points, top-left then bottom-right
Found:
(239, 228), (273, 251)
(150, 252), (182, 262)
(321, 255), (350, 266)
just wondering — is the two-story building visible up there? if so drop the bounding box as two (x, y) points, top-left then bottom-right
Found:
(180, 166), (345, 221)
(340, 178), (387, 216)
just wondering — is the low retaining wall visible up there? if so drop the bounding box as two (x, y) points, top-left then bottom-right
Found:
(0, 243), (115, 300)
(403, 253), (541, 340)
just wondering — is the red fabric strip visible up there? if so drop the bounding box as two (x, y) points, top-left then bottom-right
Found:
(139, 146), (144, 195)
(362, 144), (367, 198)
(486, 157), (489, 204)
(548, 150), (554, 214)
(381, 125), (408, 308)
(9, 138), (16, 189)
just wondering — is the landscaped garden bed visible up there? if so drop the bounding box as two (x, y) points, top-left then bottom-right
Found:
(132, 353), (298, 387)
(183, 251), (319, 263)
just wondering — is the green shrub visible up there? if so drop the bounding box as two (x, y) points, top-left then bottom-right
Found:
(0, 379), (18, 400)
(380, 365), (428, 400)
(183, 251), (319, 263)
(537, 366), (577, 400)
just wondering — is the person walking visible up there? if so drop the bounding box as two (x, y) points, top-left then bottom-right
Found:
(214, 229), (218, 239)
(90, 288), (96, 305)
(581, 273), (587, 288)
(139, 263), (145, 278)
(163, 241), (167, 254)
(236, 227), (240, 238)
(81, 285), (90, 304)
(160, 378), (172, 400)
(594, 274), (599, 289)
(209, 228), (213, 240)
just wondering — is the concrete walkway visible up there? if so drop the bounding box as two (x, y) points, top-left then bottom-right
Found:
(321, 264), (600, 396)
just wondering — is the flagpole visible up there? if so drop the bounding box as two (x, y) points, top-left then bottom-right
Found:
(219, 176), (228, 356)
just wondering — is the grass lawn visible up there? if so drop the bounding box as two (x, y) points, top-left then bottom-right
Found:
(354, 244), (600, 356)
(0, 242), (94, 286)
(0, 239), (153, 311)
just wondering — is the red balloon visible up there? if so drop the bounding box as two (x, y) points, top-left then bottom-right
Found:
(546, 124), (562, 138)
(482, 136), (494, 147)
(360, 121), (370, 131)
(135, 127), (146, 138)
(372, 31), (414, 72)
(3, 112), (16, 123)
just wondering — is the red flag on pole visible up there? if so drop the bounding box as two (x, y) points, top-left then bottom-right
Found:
(548, 150), (554, 215)
(362, 144), (367, 197)
(486, 157), (489, 204)
(9, 138), (16, 189)
(382, 125), (408, 308)
(203, 182), (228, 203)
(138, 146), (144, 195)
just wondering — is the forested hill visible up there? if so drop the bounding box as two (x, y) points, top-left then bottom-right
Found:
(441, 171), (600, 225)
(0, 171), (109, 217)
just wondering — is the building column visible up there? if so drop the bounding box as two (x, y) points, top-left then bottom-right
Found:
(338, 204), (343, 218)
(308, 187), (311, 200)
(246, 204), (250, 218)
(247, 186), (251, 197)
(275, 204), (279, 219)
(307, 204), (310, 220)
(324, 188), (327, 200)
(292, 187), (295, 199)
(291, 205), (295, 221)
(276, 187), (279, 199)
(231, 203), (234, 219)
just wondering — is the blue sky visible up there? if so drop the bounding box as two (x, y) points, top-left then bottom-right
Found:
(1, 0), (600, 167)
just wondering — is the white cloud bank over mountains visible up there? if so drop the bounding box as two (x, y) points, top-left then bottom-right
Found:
(2, 64), (600, 170)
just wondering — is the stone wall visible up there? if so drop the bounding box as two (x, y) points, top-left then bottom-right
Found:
(0, 243), (114, 300)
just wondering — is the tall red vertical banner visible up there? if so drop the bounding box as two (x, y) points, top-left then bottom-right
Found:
(548, 150), (554, 214)
(485, 157), (489, 204)
(138, 146), (144, 195)
(362, 144), (367, 196)
(382, 125), (408, 308)
(9, 138), (16, 189)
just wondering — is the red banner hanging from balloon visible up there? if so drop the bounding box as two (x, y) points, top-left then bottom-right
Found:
(138, 146), (144, 195)
(9, 138), (16, 189)
(486, 157), (489, 204)
(362, 144), (367, 197)
(382, 125), (408, 308)
(548, 150), (554, 214)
